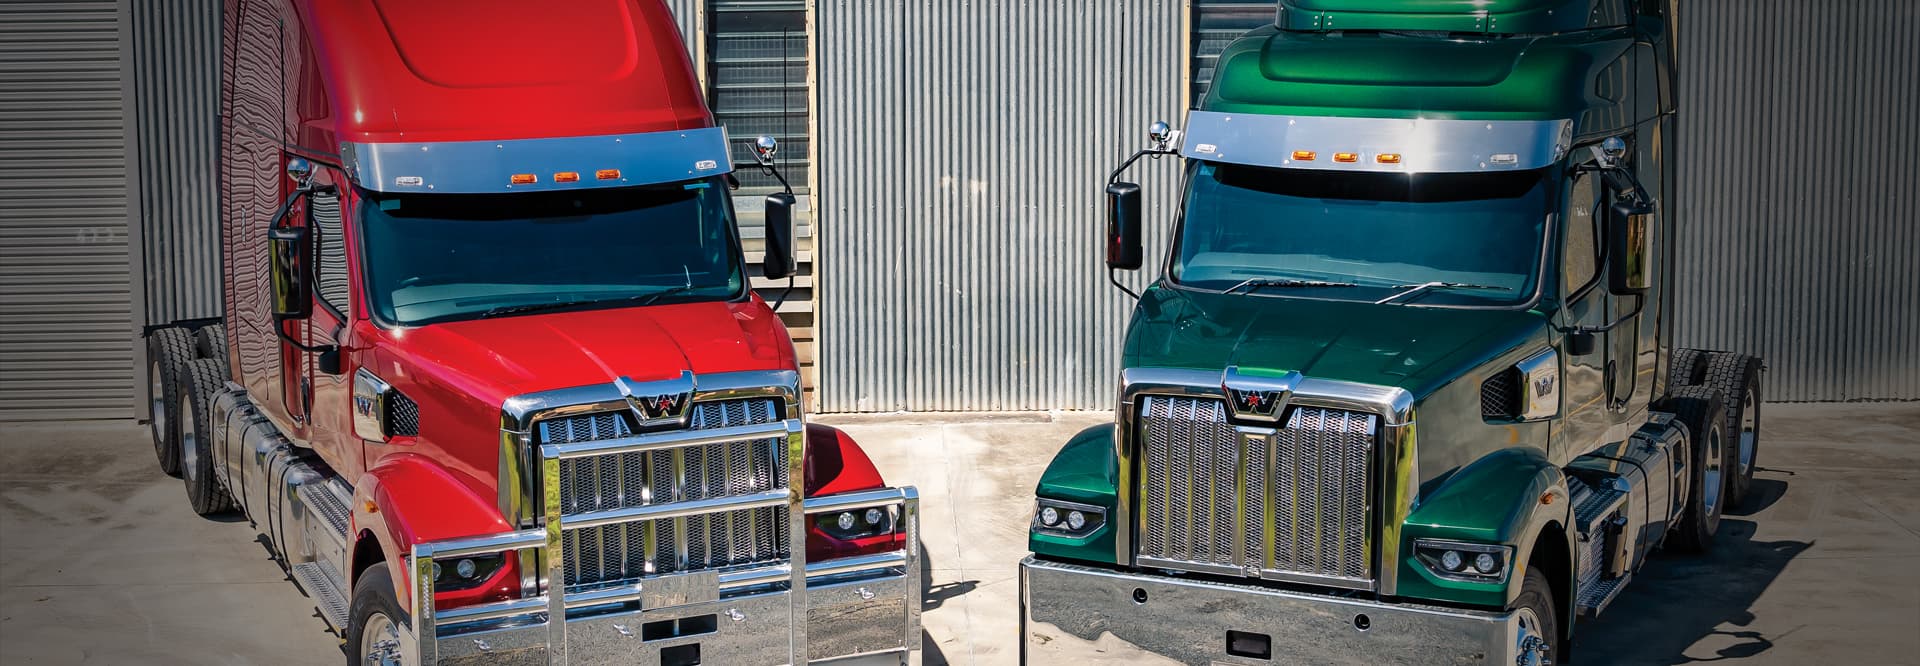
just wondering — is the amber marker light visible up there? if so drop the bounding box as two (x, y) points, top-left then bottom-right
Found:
(1376, 153), (1403, 164)
(553, 171), (580, 183)
(1334, 152), (1359, 163)
(1291, 150), (1317, 161)
(595, 169), (622, 180)
(509, 173), (537, 185)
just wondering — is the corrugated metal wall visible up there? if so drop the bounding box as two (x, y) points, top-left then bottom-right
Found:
(0, 0), (137, 420)
(1670, 0), (1919, 401)
(816, 1), (1186, 411)
(132, 0), (221, 326)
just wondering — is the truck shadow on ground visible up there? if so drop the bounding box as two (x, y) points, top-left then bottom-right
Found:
(918, 547), (975, 666)
(1571, 478), (1809, 664)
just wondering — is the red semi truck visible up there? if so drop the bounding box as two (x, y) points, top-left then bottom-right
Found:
(140, 2), (921, 664)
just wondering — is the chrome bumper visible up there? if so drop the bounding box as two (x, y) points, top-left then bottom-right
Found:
(407, 487), (922, 665)
(1020, 556), (1518, 665)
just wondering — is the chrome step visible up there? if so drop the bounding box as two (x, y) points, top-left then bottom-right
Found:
(1569, 478), (1627, 538)
(1577, 571), (1633, 618)
(290, 561), (350, 632)
(295, 481), (351, 540)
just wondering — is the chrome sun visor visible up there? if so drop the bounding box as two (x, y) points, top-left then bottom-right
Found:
(1180, 110), (1572, 174)
(343, 126), (733, 194)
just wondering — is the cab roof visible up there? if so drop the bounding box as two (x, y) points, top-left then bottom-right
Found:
(1200, 25), (1634, 133)
(1277, 0), (1637, 34)
(302, 0), (711, 145)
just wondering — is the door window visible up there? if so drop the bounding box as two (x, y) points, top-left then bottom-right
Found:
(311, 190), (349, 315)
(1562, 170), (1601, 296)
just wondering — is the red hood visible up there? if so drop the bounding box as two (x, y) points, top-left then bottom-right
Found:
(381, 298), (796, 411)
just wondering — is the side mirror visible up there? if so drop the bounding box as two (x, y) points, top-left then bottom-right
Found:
(1105, 182), (1144, 271)
(1607, 199), (1654, 295)
(762, 192), (798, 280)
(268, 224), (313, 321)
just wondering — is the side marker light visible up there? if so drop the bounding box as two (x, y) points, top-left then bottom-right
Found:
(509, 173), (537, 185)
(553, 171), (580, 183)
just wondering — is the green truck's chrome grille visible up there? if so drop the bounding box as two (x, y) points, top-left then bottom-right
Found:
(1137, 396), (1378, 587)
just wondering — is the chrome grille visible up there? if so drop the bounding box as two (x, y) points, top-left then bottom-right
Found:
(539, 398), (789, 593)
(1136, 396), (1378, 585)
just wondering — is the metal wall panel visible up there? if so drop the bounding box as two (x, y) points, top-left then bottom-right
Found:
(816, 1), (1187, 411)
(0, 0), (136, 420)
(1670, 0), (1919, 400)
(131, 0), (220, 327)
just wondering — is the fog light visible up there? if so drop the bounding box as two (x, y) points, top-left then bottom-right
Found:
(456, 558), (477, 579)
(836, 512), (857, 531)
(864, 508), (885, 525)
(1067, 511), (1087, 530)
(1040, 506), (1060, 526)
(1440, 550), (1464, 572)
(1474, 552), (1498, 574)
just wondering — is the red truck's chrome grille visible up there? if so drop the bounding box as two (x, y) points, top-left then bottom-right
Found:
(538, 398), (789, 592)
(1136, 396), (1377, 587)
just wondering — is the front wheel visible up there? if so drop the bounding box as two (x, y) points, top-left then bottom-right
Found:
(346, 565), (411, 666)
(1511, 567), (1558, 666)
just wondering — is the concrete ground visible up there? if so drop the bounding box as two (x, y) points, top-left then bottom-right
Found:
(1, 403), (1915, 664)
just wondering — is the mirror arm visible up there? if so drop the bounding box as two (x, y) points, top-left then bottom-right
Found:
(1563, 293), (1645, 336)
(1108, 148), (1176, 184)
(1109, 269), (1141, 300)
(756, 159), (794, 196)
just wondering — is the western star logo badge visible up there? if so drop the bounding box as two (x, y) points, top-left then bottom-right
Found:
(632, 393), (687, 420)
(1229, 389), (1285, 418)
(616, 372), (696, 424)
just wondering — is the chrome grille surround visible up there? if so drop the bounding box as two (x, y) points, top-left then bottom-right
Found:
(1117, 367), (1417, 594)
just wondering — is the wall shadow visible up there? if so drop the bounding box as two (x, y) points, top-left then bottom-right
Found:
(1571, 482), (1810, 664)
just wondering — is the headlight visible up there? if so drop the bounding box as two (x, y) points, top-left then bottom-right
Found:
(1033, 499), (1105, 539)
(816, 505), (897, 540)
(432, 553), (506, 592)
(1413, 539), (1511, 583)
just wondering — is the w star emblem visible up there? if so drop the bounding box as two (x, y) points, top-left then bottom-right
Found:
(1229, 389), (1285, 417)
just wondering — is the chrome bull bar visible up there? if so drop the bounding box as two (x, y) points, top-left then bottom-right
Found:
(407, 484), (921, 664)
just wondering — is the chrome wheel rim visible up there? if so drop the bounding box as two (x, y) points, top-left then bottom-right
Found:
(1700, 425), (1724, 516)
(1515, 607), (1552, 666)
(1737, 389), (1758, 477)
(360, 612), (405, 666)
(178, 390), (198, 480)
(149, 361), (167, 441)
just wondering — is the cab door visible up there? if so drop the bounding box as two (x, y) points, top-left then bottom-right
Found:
(301, 172), (365, 481)
(1557, 162), (1611, 456)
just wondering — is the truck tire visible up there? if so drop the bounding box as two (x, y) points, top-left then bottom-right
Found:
(1703, 353), (1763, 508)
(1668, 347), (1707, 387)
(1511, 567), (1558, 666)
(146, 327), (195, 476)
(1664, 386), (1727, 553)
(346, 565), (411, 666)
(192, 323), (227, 369)
(181, 358), (236, 516)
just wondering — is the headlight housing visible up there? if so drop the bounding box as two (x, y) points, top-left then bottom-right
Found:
(431, 553), (507, 592)
(1032, 498), (1106, 539)
(1413, 539), (1512, 583)
(815, 505), (897, 541)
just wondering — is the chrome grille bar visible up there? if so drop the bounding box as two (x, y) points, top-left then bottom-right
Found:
(1136, 396), (1378, 587)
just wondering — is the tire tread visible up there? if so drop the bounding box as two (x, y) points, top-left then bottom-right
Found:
(182, 357), (236, 515)
(146, 327), (195, 475)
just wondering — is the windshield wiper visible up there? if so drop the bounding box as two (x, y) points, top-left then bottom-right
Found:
(1375, 281), (1512, 305)
(1223, 278), (1361, 294)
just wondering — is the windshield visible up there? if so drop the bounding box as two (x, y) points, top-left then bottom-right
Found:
(1172, 162), (1554, 307)
(359, 178), (744, 326)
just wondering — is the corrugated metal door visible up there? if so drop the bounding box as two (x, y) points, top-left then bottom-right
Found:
(132, 0), (221, 327)
(0, 0), (136, 421)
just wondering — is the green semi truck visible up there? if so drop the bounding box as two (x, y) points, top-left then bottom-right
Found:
(1021, 1), (1765, 663)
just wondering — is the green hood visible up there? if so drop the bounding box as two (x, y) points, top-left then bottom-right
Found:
(1123, 285), (1547, 398)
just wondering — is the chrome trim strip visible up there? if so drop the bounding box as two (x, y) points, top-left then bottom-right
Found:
(804, 551), (909, 578)
(546, 419), (799, 460)
(561, 488), (792, 530)
(502, 369), (802, 430)
(719, 564), (793, 590)
(415, 529), (547, 559)
(1180, 110), (1573, 173)
(801, 487), (917, 514)
(343, 126), (733, 193)
(434, 596), (549, 625)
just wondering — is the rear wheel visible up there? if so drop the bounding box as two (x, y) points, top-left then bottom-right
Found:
(192, 323), (228, 371)
(1668, 347), (1707, 387)
(181, 358), (235, 516)
(1704, 353), (1763, 507)
(1511, 567), (1558, 666)
(347, 565), (410, 666)
(146, 328), (194, 476)
(1665, 386), (1727, 553)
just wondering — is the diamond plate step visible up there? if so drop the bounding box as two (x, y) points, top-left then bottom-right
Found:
(291, 561), (349, 632)
(295, 481), (351, 540)
(1577, 571), (1633, 618)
